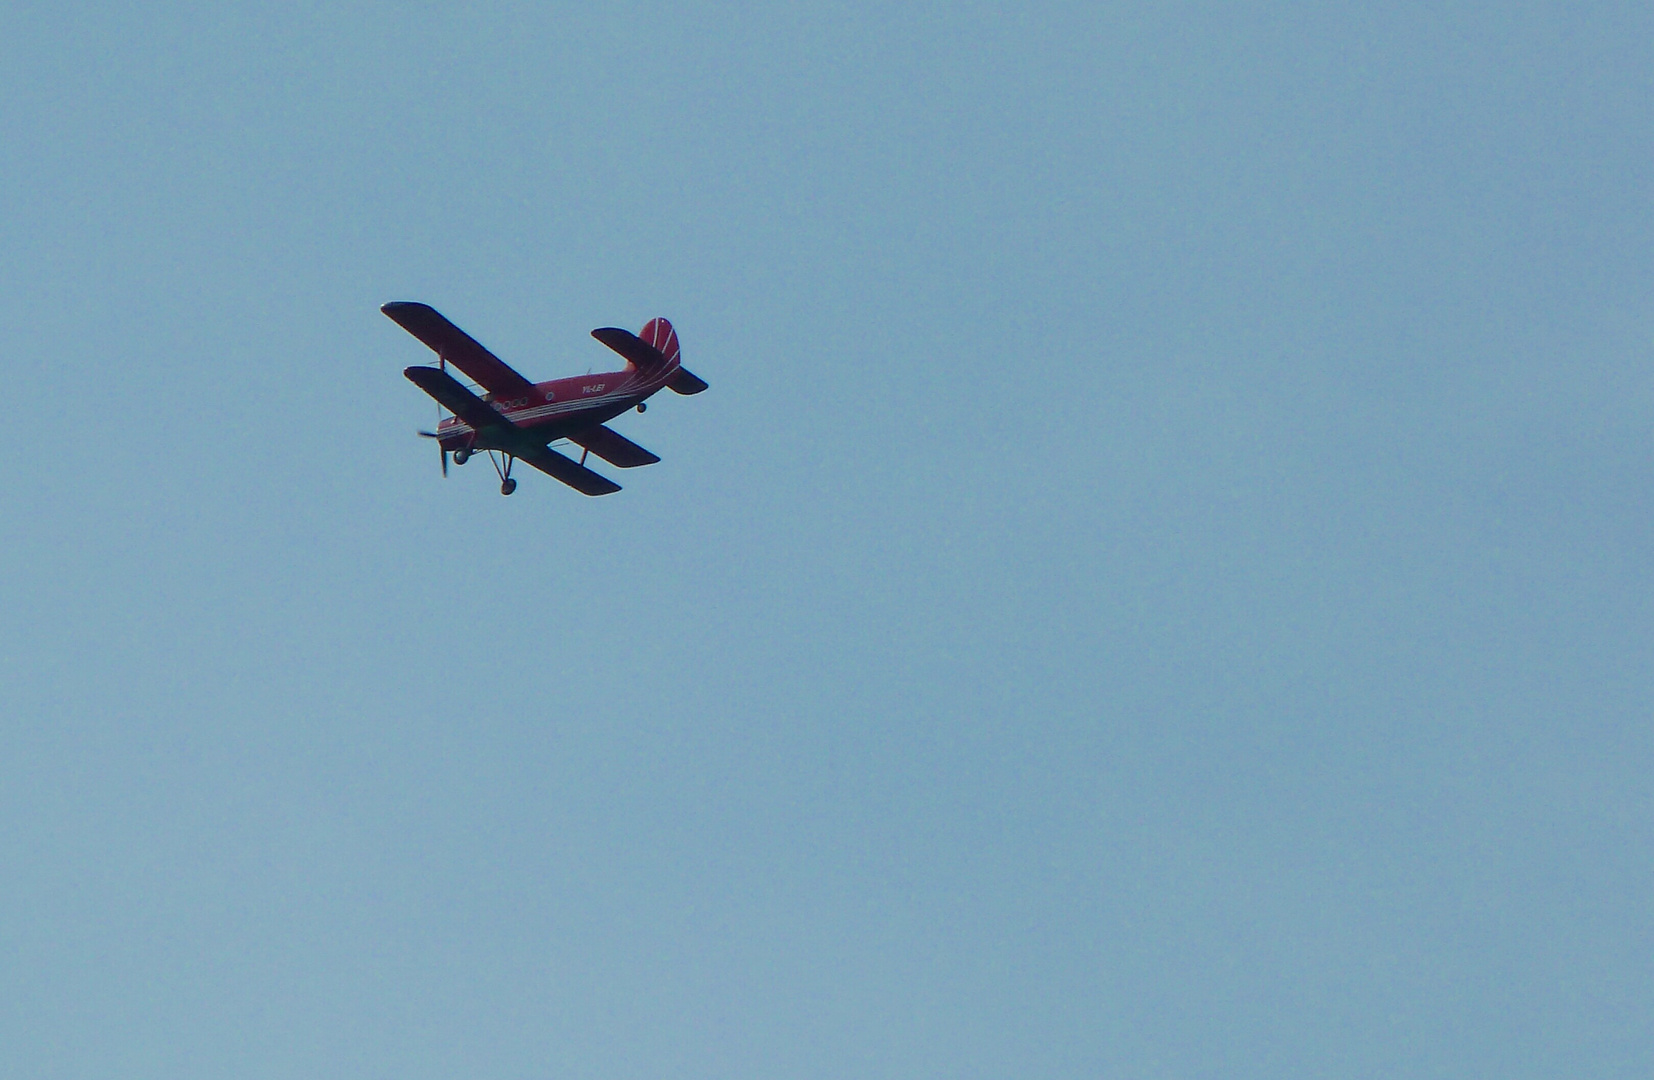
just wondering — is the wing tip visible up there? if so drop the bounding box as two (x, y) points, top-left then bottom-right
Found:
(571, 471), (623, 496)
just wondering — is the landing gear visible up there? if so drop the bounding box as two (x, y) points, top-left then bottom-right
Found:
(453, 448), (470, 465)
(636, 402), (647, 413)
(488, 449), (517, 496)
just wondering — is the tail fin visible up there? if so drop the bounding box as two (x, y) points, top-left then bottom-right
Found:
(640, 318), (680, 365)
(642, 317), (707, 393)
(591, 316), (706, 392)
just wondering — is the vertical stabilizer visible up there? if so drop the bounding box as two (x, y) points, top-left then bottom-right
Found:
(640, 318), (680, 366)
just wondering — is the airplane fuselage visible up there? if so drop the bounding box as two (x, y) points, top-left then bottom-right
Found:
(433, 357), (677, 453)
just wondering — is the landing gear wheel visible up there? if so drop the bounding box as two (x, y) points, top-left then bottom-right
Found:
(453, 448), (470, 465)
(500, 478), (517, 496)
(636, 402), (647, 413)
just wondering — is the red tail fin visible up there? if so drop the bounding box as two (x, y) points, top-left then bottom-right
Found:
(640, 318), (680, 366)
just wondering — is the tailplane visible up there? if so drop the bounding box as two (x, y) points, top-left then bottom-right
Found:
(668, 367), (709, 394)
(590, 316), (707, 393)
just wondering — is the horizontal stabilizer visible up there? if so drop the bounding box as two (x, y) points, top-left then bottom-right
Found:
(404, 365), (509, 433)
(592, 318), (680, 370)
(668, 367), (708, 395)
(591, 327), (667, 369)
(515, 443), (622, 496)
(568, 425), (660, 468)
(384, 302), (537, 398)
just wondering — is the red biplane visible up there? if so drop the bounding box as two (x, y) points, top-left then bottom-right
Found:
(386, 302), (707, 496)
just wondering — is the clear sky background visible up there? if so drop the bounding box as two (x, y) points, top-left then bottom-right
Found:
(1, 2), (1650, 1077)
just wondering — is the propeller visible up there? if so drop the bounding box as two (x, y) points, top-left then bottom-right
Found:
(428, 374), (447, 477)
(418, 430), (448, 477)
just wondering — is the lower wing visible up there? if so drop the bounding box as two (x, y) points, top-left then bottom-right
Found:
(567, 425), (659, 468)
(403, 365), (508, 434)
(514, 443), (622, 496)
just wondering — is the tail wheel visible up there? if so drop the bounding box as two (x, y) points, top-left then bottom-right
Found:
(500, 478), (517, 496)
(453, 448), (470, 465)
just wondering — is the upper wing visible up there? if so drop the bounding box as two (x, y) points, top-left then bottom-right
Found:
(567, 425), (660, 468)
(403, 365), (511, 433)
(515, 442), (622, 496)
(384, 302), (538, 399)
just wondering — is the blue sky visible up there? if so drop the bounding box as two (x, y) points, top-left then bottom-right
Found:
(2, 3), (1651, 1077)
